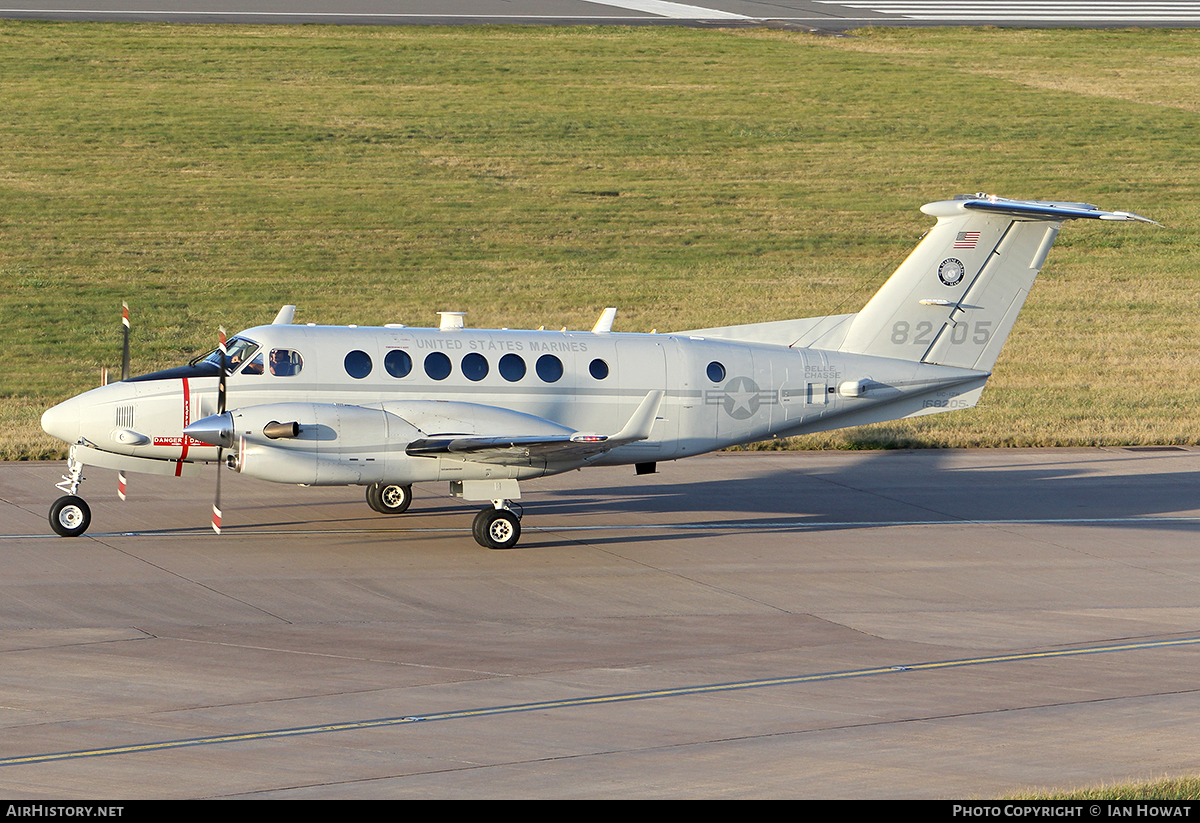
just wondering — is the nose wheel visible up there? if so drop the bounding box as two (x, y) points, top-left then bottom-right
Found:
(49, 456), (91, 537)
(49, 495), (91, 537)
(473, 505), (521, 550)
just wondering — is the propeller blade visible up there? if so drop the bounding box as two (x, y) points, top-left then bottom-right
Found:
(116, 301), (132, 497)
(212, 327), (228, 534)
(217, 326), (228, 414)
(217, 328), (228, 419)
(212, 448), (223, 534)
(121, 302), (131, 381)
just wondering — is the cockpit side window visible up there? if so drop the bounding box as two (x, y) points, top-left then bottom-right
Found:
(194, 336), (261, 374)
(242, 354), (264, 375)
(269, 349), (303, 377)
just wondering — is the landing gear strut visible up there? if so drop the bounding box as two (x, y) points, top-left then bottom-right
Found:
(50, 456), (91, 537)
(472, 502), (521, 550)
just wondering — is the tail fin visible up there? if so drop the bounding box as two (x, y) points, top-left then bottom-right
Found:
(839, 195), (1155, 371)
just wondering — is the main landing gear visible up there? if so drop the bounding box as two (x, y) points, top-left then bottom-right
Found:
(371, 479), (524, 550)
(472, 503), (521, 550)
(366, 482), (413, 514)
(49, 457), (91, 537)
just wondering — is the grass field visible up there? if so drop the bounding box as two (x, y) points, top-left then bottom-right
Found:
(2, 22), (1198, 459)
(1017, 775), (1200, 800)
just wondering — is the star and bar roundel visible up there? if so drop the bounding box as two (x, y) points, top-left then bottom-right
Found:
(704, 376), (779, 420)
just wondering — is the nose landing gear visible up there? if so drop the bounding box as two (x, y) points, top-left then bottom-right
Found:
(49, 495), (91, 537)
(49, 457), (91, 537)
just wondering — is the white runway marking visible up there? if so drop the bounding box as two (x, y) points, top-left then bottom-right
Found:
(581, 0), (751, 18)
(818, 0), (1200, 22)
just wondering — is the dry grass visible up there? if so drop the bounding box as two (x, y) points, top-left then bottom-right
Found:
(2, 23), (1197, 458)
(1011, 775), (1200, 800)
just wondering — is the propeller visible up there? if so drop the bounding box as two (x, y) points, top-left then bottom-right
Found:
(121, 301), (131, 382)
(212, 327), (227, 534)
(118, 302), (131, 500)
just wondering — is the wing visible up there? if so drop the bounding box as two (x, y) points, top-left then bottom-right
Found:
(404, 391), (664, 465)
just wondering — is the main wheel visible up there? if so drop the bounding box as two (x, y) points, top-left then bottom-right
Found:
(49, 495), (91, 537)
(472, 507), (521, 550)
(366, 482), (412, 514)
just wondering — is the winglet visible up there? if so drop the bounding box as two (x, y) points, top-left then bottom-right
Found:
(592, 307), (618, 334)
(611, 391), (664, 443)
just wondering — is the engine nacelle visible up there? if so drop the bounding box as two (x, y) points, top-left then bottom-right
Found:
(193, 400), (570, 487)
(227, 402), (430, 486)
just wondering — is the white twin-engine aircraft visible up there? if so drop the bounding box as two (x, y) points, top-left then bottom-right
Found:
(41, 195), (1154, 548)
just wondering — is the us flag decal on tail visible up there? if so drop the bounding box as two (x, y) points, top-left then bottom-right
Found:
(954, 231), (980, 249)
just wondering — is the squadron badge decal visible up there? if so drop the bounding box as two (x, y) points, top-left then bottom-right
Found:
(938, 257), (965, 287)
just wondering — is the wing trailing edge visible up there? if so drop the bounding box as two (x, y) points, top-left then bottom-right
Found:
(406, 391), (665, 465)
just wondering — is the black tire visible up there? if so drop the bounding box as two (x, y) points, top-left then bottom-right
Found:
(366, 482), (412, 514)
(49, 495), (91, 537)
(472, 507), (521, 550)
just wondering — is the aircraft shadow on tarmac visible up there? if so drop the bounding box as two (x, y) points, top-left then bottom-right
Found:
(44, 450), (1200, 545)
(189, 449), (1200, 548)
(528, 450), (1200, 530)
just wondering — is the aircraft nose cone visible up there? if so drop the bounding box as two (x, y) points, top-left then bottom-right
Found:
(184, 413), (233, 448)
(41, 396), (82, 444)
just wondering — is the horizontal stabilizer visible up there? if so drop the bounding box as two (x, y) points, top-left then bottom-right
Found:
(955, 196), (1158, 224)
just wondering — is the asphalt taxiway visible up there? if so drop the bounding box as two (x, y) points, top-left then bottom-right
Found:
(3, 448), (1200, 798)
(3, 0), (1198, 28)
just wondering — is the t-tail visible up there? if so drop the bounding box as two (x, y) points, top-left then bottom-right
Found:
(837, 194), (1156, 370)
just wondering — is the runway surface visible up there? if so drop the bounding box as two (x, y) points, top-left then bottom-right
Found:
(3, 0), (1199, 27)
(3, 448), (1200, 798)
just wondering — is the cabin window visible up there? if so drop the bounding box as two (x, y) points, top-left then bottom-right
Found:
(706, 361), (726, 383)
(269, 349), (303, 377)
(589, 358), (609, 380)
(345, 350), (372, 379)
(462, 352), (489, 382)
(384, 349), (412, 378)
(536, 354), (563, 383)
(424, 351), (452, 381)
(499, 353), (526, 382)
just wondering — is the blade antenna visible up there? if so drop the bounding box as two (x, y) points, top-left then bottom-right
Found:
(213, 327), (227, 534)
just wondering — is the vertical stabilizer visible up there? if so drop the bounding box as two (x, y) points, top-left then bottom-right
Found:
(838, 195), (1154, 372)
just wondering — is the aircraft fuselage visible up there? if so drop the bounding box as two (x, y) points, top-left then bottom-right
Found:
(42, 322), (986, 487)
